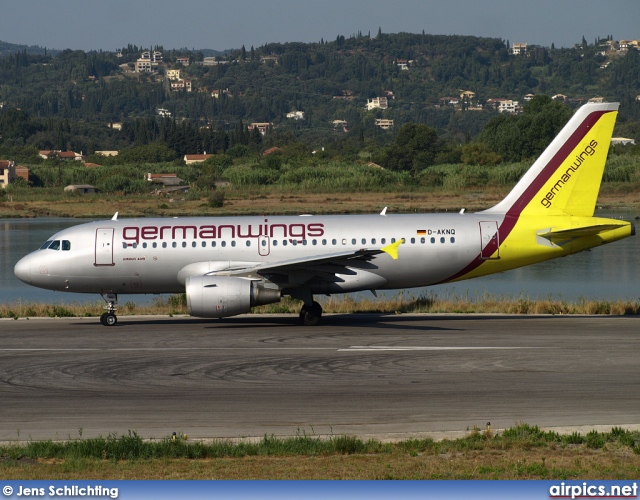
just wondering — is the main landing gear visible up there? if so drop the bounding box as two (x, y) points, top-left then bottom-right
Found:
(100, 293), (118, 326)
(290, 288), (323, 326)
(299, 301), (322, 326)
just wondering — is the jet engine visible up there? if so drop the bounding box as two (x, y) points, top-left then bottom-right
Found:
(185, 275), (281, 318)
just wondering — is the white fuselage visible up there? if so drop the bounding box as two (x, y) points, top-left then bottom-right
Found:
(14, 213), (506, 296)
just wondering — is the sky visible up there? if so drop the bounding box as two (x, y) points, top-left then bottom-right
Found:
(2, 0), (639, 53)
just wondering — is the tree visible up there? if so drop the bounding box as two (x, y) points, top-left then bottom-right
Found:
(378, 123), (438, 175)
(480, 96), (572, 162)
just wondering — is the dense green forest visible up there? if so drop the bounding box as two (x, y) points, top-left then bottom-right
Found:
(1, 31), (639, 192)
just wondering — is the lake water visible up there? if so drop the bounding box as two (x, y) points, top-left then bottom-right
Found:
(1, 214), (639, 306)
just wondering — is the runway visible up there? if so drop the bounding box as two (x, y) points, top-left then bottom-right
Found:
(1, 314), (639, 442)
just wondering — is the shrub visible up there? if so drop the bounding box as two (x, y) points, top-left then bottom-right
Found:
(208, 191), (225, 208)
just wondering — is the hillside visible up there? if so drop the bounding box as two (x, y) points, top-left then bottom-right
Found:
(0, 32), (639, 162)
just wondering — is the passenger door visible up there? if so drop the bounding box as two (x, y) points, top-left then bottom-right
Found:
(95, 228), (115, 266)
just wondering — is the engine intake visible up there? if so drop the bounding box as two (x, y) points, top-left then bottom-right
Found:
(186, 275), (281, 318)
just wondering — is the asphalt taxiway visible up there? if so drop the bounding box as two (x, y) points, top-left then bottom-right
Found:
(1, 314), (638, 441)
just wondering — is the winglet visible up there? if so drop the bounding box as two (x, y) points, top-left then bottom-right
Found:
(111, 212), (119, 221)
(381, 238), (405, 260)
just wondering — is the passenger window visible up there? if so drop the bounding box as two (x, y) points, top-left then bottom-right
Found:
(40, 240), (53, 250)
(192, 242), (196, 248)
(143, 242), (147, 249)
(410, 238), (415, 244)
(231, 241), (236, 247)
(450, 237), (455, 243)
(153, 242), (158, 248)
(292, 240), (297, 246)
(172, 242), (177, 248)
(182, 242), (187, 248)
(332, 239), (337, 245)
(162, 242), (167, 248)
(391, 238), (396, 243)
(381, 238), (386, 244)
(440, 237), (445, 243)
(430, 237), (435, 244)
(351, 238), (356, 245)
(122, 243), (127, 249)
(273, 240), (278, 246)
(420, 237), (425, 244)
(372, 238), (376, 245)
(212, 241), (216, 247)
(362, 238), (366, 245)
(283, 240), (288, 246)
(246, 241), (251, 247)
(312, 239), (317, 245)
(201, 242), (206, 247)
(322, 239), (327, 245)
(221, 241), (226, 247)
(48, 240), (60, 250)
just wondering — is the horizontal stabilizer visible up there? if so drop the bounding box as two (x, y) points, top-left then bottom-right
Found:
(538, 223), (628, 240)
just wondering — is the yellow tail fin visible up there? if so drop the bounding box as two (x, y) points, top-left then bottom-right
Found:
(484, 102), (618, 217)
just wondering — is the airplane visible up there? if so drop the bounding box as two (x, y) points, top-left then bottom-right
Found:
(14, 102), (635, 326)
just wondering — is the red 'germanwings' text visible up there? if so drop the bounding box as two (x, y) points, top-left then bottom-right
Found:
(122, 221), (325, 245)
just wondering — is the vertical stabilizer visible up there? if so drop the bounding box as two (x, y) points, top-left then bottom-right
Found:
(483, 102), (618, 217)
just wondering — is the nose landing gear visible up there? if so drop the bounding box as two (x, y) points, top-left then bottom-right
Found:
(100, 293), (118, 326)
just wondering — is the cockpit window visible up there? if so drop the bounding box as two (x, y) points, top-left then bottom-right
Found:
(45, 240), (71, 251)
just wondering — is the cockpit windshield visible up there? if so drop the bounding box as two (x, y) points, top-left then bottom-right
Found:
(43, 240), (71, 251)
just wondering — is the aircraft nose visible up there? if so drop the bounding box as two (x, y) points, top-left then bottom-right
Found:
(14, 254), (32, 285)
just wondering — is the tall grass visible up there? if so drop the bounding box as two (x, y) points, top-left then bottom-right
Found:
(2, 293), (639, 318)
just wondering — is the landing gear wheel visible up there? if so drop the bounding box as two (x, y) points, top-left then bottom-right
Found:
(104, 313), (117, 326)
(100, 293), (118, 327)
(299, 301), (322, 326)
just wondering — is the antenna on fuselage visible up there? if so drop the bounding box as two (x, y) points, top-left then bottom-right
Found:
(111, 212), (119, 221)
(380, 207), (387, 216)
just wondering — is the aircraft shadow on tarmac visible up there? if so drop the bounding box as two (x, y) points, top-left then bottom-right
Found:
(65, 312), (638, 333)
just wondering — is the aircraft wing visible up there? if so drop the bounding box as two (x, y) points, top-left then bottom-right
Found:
(209, 240), (403, 286)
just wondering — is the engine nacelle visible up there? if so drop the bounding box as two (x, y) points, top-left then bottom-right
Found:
(186, 275), (281, 318)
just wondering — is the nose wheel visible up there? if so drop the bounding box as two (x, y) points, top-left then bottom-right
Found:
(100, 293), (118, 326)
(100, 312), (118, 326)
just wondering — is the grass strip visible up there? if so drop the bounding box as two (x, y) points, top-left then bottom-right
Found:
(1, 425), (640, 479)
